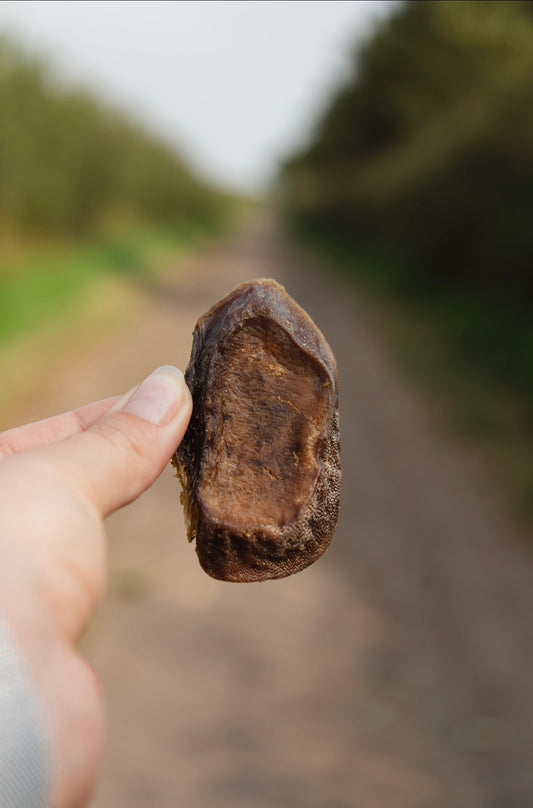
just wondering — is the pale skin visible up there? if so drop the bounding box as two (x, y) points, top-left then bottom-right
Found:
(0, 366), (192, 808)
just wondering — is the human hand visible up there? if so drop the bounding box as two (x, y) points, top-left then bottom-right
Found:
(0, 366), (192, 808)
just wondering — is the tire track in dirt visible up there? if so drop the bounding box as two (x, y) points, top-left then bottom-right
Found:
(281, 227), (533, 808)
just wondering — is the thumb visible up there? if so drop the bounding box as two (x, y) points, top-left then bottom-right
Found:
(43, 365), (192, 516)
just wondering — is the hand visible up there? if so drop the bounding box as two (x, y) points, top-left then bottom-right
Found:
(0, 366), (192, 808)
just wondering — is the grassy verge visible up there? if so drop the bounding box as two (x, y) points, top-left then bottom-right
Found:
(0, 221), (211, 348)
(291, 223), (533, 519)
(0, 220), (219, 418)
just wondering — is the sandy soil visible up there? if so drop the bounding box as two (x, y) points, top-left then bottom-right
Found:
(5, 218), (533, 807)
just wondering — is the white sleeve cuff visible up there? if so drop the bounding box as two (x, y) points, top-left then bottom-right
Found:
(0, 617), (50, 808)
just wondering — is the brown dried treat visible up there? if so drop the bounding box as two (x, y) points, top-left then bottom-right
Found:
(173, 278), (341, 582)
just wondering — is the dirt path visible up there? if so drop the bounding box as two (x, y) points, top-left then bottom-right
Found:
(6, 218), (533, 807)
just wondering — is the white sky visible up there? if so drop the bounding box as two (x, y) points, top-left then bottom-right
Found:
(0, 0), (396, 192)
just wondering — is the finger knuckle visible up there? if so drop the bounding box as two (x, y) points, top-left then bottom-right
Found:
(94, 416), (153, 475)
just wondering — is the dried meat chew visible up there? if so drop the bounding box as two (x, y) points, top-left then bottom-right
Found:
(173, 278), (341, 582)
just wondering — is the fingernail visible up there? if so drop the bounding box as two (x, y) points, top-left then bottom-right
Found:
(121, 366), (187, 425)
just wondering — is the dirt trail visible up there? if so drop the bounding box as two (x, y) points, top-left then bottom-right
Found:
(7, 218), (533, 807)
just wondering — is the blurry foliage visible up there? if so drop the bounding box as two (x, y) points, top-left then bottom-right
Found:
(0, 36), (229, 239)
(281, 0), (533, 411)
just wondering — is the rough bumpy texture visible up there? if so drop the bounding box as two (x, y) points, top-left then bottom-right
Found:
(173, 278), (341, 582)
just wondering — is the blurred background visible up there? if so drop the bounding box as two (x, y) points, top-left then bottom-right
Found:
(1, 1), (533, 806)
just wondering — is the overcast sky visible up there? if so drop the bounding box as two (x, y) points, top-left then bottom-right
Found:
(0, 1), (396, 192)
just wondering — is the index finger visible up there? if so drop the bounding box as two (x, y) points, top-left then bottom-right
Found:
(0, 396), (121, 458)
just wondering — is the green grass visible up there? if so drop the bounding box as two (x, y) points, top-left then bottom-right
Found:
(0, 218), (224, 420)
(0, 221), (208, 350)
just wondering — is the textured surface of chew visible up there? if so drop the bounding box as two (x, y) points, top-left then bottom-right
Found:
(173, 278), (341, 582)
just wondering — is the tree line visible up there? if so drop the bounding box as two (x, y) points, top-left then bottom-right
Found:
(282, 0), (533, 402)
(0, 36), (227, 239)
